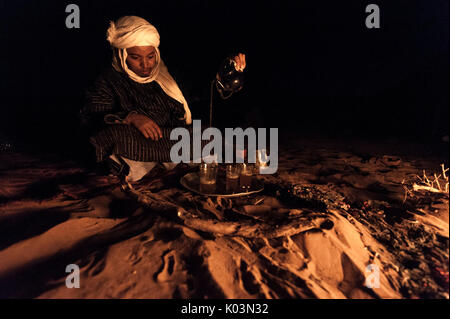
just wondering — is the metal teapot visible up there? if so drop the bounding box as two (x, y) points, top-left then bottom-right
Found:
(215, 57), (244, 99)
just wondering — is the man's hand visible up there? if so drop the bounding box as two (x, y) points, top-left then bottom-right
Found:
(127, 113), (162, 140)
(233, 53), (246, 72)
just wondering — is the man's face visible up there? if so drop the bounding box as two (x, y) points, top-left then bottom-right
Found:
(125, 46), (157, 77)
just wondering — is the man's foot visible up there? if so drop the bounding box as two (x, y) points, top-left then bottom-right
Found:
(162, 162), (179, 171)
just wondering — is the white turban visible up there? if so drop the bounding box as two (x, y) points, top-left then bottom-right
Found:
(106, 16), (192, 125)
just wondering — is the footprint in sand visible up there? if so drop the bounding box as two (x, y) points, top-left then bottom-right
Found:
(239, 260), (264, 297)
(83, 249), (108, 277)
(153, 250), (176, 282)
(152, 250), (192, 298)
(128, 244), (143, 266)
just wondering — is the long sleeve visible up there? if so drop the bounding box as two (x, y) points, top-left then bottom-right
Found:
(79, 71), (135, 134)
(82, 68), (200, 163)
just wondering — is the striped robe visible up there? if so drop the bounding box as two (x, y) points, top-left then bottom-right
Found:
(80, 67), (199, 163)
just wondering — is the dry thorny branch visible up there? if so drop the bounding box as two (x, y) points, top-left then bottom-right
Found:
(403, 164), (449, 203)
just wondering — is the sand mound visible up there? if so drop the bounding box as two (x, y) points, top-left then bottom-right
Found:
(0, 140), (448, 298)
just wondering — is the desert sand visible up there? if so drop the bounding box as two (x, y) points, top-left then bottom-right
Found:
(0, 136), (448, 299)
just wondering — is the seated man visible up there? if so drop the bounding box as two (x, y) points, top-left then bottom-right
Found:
(80, 16), (245, 182)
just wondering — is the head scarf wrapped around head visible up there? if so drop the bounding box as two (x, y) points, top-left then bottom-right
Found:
(106, 16), (191, 124)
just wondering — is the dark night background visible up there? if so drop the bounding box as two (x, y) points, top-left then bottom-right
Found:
(0, 0), (448, 163)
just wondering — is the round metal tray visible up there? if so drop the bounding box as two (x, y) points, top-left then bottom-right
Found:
(180, 172), (264, 197)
